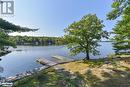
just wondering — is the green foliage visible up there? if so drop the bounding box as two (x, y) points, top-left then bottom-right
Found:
(65, 14), (108, 59)
(107, 0), (128, 20)
(10, 36), (67, 46)
(0, 18), (38, 50)
(13, 68), (86, 87)
(0, 18), (38, 32)
(107, 0), (130, 53)
(112, 1), (121, 8)
(0, 32), (15, 50)
(13, 61), (130, 87)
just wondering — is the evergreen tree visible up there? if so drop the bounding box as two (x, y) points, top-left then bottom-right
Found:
(107, 0), (130, 53)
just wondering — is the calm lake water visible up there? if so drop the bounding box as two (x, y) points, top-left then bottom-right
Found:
(0, 42), (114, 77)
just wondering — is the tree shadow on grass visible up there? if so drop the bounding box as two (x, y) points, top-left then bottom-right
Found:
(13, 66), (130, 87)
(13, 68), (86, 87)
(84, 68), (130, 87)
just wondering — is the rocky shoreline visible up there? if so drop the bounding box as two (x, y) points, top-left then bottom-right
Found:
(0, 50), (11, 58)
(0, 66), (46, 86)
(1, 55), (130, 87)
(0, 56), (67, 86)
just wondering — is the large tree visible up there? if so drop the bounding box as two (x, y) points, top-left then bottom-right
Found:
(65, 14), (108, 60)
(107, 0), (130, 53)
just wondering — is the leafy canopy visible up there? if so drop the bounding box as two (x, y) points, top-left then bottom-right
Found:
(65, 14), (108, 59)
(0, 32), (15, 50)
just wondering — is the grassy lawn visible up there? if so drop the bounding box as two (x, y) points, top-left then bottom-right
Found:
(13, 68), (85, 87)
(13, 57), (130, 87)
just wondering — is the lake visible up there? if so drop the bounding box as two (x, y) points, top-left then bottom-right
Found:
(0, 42), (114, 77)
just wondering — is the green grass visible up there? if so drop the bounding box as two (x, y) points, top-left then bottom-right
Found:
(13, 68), (85, 87)
(13, 56), (130, 87)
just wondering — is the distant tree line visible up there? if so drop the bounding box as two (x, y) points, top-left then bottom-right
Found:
(1, 0), (130, 60)
(0, 18), (38, 50)
(0, 18), (38, 77)
(10, 36), (67, 46)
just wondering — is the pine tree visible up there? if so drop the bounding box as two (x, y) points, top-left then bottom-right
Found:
(107, 0), (130, 54)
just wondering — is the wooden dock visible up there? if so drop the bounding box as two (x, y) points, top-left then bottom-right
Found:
(52, 55), (73, 62)
(36, 58), (57, 66)
(37, 55), (75, 67)
(36, 56), (76, 70)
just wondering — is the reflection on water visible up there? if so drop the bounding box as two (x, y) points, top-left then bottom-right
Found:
(0, 42), (114, 77)
(0, 67), (3, 73)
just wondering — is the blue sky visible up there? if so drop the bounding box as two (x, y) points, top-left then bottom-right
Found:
(2, 0), (116, 37)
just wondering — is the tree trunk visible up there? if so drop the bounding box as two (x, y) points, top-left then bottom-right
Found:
(86, 52), (89, 60)
(85, 51), (90, 60)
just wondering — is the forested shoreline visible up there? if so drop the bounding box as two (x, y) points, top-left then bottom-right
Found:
(0, 18), (38, 51)
(10, 36), (67, 46)
(1, 0), (130, 86)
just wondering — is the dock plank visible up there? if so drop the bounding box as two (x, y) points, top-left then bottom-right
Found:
(52, 55), (73, 63)
(37, 58), (57, 66)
